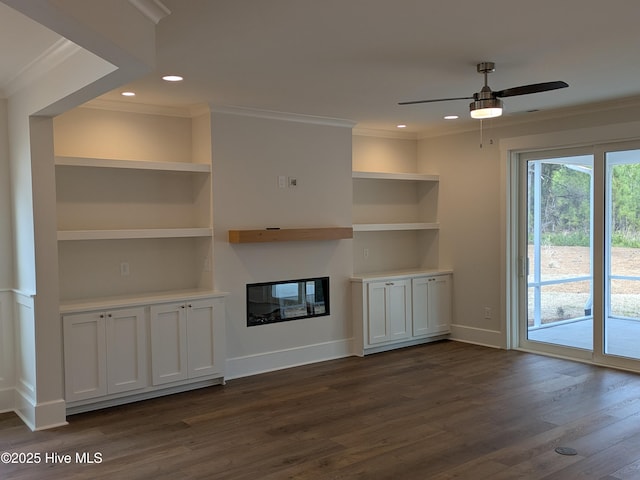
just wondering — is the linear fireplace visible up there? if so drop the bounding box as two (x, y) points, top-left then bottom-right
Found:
(246, 277), (330, 326)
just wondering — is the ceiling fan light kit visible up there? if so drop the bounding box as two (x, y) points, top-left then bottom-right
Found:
(399, 61), (568, 121)
(470, 98), (503, 119)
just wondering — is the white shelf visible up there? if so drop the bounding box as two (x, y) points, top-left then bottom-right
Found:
(351, 268), (454, 282)
(57, 228), (213, 241)
(353, 222), (439, 232)
(55, 156), (211, 173)
(352, 171), (438, 182)
(59, 289), (228, 314)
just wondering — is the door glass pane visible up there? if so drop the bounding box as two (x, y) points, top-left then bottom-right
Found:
(605, 150), (640, 359)
(526, 155), (593, 350)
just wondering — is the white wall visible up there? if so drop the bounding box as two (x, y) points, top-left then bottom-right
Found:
(211, 108), (354, 378)
(0, 99), (12, 289)
(0, 99), (14, 411)
(54, 107), (194, 163)
(418, 103), (640, 348)
(352, 134), (417, 173)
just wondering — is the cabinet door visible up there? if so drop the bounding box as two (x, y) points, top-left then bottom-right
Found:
(413, 275), (451, 336)
(105, 307), (147, 394)
(367, 281), (389, 345)
(387, 280), (411, 341)
(411, 277), (430, 336)
(366, 280), (411, 345)
(63, 312), (107, 401)
(187, 298), (223, 378)
(428, 275), (451, 334)
(150, 302), (188, 385)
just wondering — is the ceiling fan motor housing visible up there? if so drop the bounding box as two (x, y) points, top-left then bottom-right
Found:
(477, 62), (496, 74)
(470, 83), (503, 118)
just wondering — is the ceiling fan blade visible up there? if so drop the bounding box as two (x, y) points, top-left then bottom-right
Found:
(398, 96), (473, 106)
(494, 81), (568, 98)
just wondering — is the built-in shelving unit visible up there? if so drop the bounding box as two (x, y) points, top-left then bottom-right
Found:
(54, 107), (227, 414)
(228, 227), (353, 243)
(352, 168), (440, 275)
(53, 108), (217, 303)
(351, 135), (451, 354)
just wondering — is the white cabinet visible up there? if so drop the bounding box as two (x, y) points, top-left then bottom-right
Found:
(149, 302), (188, 385)
(367, 279), (411, 345)
(412, 274), (452, 337)
(63, 307), (146, 402)
(62, 293), (226, 412)
(150, 297), (224, 386)
(352, 270), (452, 355)
(55, 109), (228, 413)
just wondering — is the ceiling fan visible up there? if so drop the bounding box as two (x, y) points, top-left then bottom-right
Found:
(399, 62), (568, 119)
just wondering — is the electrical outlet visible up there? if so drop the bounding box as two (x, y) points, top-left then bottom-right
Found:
(288, 176), (297, 187)
(278, 176), (286, 188)
(120, 262), (130, 277)
(363, 248), (369, 258)
(483, 307), (492, 319)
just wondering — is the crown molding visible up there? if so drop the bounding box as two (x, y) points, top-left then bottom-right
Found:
(82, 98), (194, 117)
(4, 38), (81, 97)
(189, 103), (211, 117)
(209, 104), (356, 128)
(352, 127), (418, 140)
(128, 0), (170, 24)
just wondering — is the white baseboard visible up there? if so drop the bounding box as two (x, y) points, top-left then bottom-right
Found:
(14, 389), (67, 431)
(0, 290), (14, 410)
(66, 377), (224, 415)
(225, 339), (353, 380)
(449, 324), (505, 349)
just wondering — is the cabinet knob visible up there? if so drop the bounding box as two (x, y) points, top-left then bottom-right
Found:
(99, 314), (105, 318)
(108, 314), (112, 317)
(180, 305), (185, 309)
(188, 304), (192, 308)
(386, 282), (394, 286)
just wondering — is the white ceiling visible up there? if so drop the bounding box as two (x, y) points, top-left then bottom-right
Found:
(3, 0), (640, 134)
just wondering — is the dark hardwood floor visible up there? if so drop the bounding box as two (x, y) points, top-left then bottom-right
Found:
(2, 340), (640, 479)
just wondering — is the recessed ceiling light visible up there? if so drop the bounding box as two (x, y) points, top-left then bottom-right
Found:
(121, 91), (136, 97)
(444, 115), (459, 120)
(162, 75), (184, 82)
(396, 124), (407, 128)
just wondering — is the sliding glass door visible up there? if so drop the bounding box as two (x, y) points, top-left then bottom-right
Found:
(521, 152), (594, 353)
(605, 149), (640, 360)
(517, 143), (640, 369)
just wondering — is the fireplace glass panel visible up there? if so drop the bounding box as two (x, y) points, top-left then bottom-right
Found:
(247, 277), (329, 326)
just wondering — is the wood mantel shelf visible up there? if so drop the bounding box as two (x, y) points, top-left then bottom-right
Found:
(228, 227), (353, 243)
